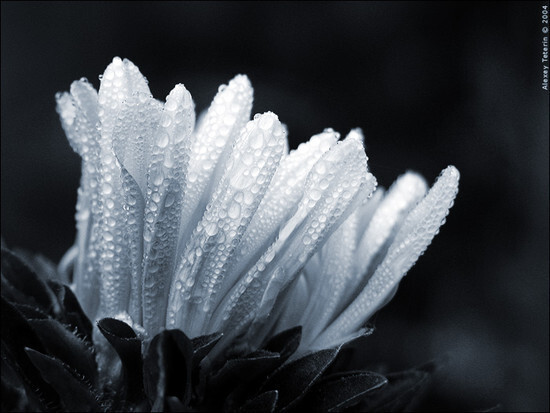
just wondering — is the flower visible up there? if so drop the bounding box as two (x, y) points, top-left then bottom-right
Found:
(56, 57), (459, 358)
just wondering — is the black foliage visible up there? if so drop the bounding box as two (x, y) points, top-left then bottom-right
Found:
(1, 247), (436, 412)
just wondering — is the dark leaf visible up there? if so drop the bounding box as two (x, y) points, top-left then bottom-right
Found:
(239, 390), (278, 413)
(12, 248), (60, 282)
(1, 297), (45, 366)
(1, 249), (62, 317)
(12, 303), (50, 320)
(210, 350), (281, 411)
(29, 318), (97, 384)
(262, 326), (302, 364)
(191, 331), (223, 366)
(325, 325), (375, 375)
(1, 347), (45, 412)
(1, 336), (60, 411)
(210, 350), (280, 393)
(259, 348), (340, 411)
(144, 329), (194, 410)
(360, 362), (435, 412)
(97, 318), (144, 404)
(25, 348), (101, 412)
(1, 273), (31, 306)
(48, 280), (93, 342)
(295, 370), (387, 412)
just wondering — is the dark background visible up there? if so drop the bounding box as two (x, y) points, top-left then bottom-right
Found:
(1, 2), (548, 411)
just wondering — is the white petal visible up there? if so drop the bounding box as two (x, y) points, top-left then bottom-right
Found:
(56, 78), (100, 159)
(353, 172), (428, 286)
(225, 129), (339, 296)
(166, 112), (286, 337)
(97, 57), (151, 143)
(112, 92), (162, 195)
(314, 166), (459, 349)
(176, 75), (253, 260)
(210, 130), (376, 348)
(92, 58), (151, 320)
(56, 79), (104, 318)
(140, 84), (195, 334)
(296, 211), (359, 348)
(97, 164), (144, 319)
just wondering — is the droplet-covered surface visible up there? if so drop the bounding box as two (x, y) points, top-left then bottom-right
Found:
(227, 129), (339, 287)
(209, 130), (377, 347)
(141, 84), (195, 335)
(315, 166), (460, 349)
(166, 112), (286, 337)
(57, 58), (460, 357)
(56, 78), (102, 318)
(176, 75), (253, 264)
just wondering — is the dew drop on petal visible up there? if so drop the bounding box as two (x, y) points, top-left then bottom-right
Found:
(164, 193), (175, 207)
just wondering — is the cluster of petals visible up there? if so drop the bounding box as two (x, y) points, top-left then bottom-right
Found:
(57, 57), (459, 355)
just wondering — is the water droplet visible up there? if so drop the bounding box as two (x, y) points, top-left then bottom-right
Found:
(165, 193), (175, 207)
(205, 222), (218, 236)
(157, 133), (169, 148)
(249, 130), (264, 149)
(102, 183), (113, 195)
(228, 202), (241, 219)
(259, 115), (274, 130)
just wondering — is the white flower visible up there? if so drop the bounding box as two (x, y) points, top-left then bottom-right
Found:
(57, 57), (459, 355)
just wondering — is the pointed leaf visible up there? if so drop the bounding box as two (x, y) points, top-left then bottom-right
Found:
(259, 348), (340, 410)
(239, 390), (278, 413)
(47, 280), (93, 342)
(97, 318), (144, 403)
(262, 326), (302, 364)
(1, 249), (62, 317)
(144, 329), (193, 410)
(191, 332), (223, 360)
(29, 319), (97, 384)
(361, 364), (434, 412)
(209, 350), (280, 409)
(297, 370), (387, 412)
(25, 348), (101, 412)
(1, 342), (51, 412)
(11, 303), (49, 320)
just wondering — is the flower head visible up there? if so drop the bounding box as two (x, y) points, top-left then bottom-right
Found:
(57, 57), (459, 357)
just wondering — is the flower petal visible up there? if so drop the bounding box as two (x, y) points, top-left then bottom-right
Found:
(111, 92), (163, 196)
(97, 57), (151, 142)
(355, 172), (427, 279)
(224, 129), (339, 300)
(166, 112), (286, 337)
(211, 130), (376, 348)
(314, 166), (459, 349)
(140, 85), (196, 334)
(176, 75), (253, 260)
(56, 79), (103, 317)
(295, 211), (359, 349)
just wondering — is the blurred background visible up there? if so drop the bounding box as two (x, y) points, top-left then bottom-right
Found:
(1, 2), (548, 411)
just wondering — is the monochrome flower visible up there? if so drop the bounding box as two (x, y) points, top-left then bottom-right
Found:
(56, 57), (459, 358)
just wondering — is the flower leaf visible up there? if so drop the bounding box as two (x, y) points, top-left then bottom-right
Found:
(1, 341), (55, 412)
(29, 318), (97, 385)
(360, 363), (435, 412)
(294, 370), (388, 412)
(1, 249), (62, 317)
(97, 318), (144, 405)
(47, 280), (93, 342)
(24, 347), (101, 412)
(259, 348), (340, 411)
(262, 326), (302, 364)
(191, 331), (223, 365)
(238, 390), (279, 413)
(209, 350), (281, 410)
(143, 329), (194, 410)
